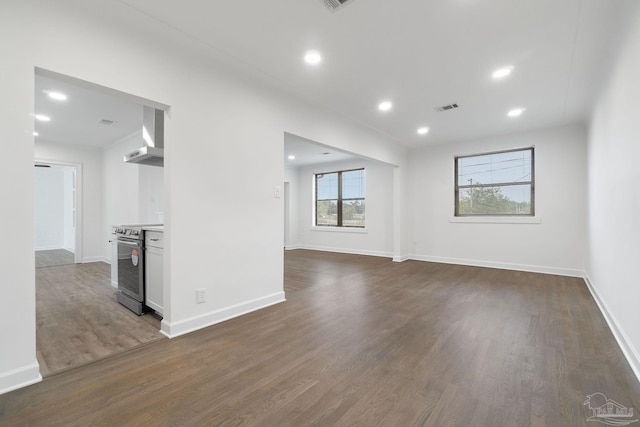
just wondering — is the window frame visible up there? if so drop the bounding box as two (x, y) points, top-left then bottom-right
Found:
(454, 147), (535, 217)
(315, 167), (365, 228)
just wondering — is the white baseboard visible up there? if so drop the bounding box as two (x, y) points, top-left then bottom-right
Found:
(160, 291), (286, 339)
(408, 254), (584, 277)
(0, 362), (42, 395)
(35, 245), (64, 251)
(583, 274), (640, 384)
(82, 256), (109, 264)
(393, 255), (410, 263)
(285, 244), (302, 250)
(300, 245), (393, 259)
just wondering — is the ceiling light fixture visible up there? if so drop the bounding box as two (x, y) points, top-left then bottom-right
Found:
(288, 155), (296, 160)
(35, 114), (51, 122)
(507, 108), (525, 117)
(304, 50), (322, 65)
(46, 91), (68, 101)
(33, 131), (39, 136)
(417, 127), (429, 135)
(378, 101), (392, 111)
(492, 66), (514, 79)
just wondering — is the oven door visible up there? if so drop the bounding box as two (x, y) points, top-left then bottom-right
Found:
(116, 237), (144, 302)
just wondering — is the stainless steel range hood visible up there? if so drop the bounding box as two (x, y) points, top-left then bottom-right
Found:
(124, 106), (164, 167)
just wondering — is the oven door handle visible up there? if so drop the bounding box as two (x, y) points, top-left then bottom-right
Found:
(117, 239), (142, 248)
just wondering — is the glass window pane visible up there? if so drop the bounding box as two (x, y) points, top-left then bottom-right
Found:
(458, 149), (532, 186)
(458, 184), (532, 215)
(317, 173), (338, 200)
(342, 200), (365, 227)
(316, 200), (338, 226)
(315, 168), (366, 227)
(342, 170), (365, 199)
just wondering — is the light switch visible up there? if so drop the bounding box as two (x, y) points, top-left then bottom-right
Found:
(274, 185), (281, 198)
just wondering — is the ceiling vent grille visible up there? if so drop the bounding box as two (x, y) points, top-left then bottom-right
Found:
(321, 0), (353, 11)
(435, 103), (459, 112)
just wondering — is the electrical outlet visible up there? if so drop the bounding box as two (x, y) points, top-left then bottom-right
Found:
(196, 288), (206, 304)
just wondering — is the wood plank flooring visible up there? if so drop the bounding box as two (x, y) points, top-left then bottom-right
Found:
(36, 262), (163, 376)
(35, 249), (75, 268)
(2, 250), (639, 426)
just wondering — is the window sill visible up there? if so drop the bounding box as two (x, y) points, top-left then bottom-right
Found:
(448, 216), (541, 224)
(310, 226), (368, 234)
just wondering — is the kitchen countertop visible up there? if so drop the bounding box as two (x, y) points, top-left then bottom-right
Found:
(143, 225), (164, 232)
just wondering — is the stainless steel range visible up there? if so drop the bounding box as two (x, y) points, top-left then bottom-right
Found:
(112, 224), (161, 315)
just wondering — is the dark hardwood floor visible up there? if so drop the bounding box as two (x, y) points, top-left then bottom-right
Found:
(36, 262), (163, 376)
(1, 250), (639, 426)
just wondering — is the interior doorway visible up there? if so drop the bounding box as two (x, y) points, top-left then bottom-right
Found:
(34, 162), (81, 268)
(33, 68), (168, 377)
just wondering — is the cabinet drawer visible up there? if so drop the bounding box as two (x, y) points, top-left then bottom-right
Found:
(145, 231), (164, 249)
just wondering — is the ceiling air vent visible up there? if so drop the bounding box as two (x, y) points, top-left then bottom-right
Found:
(99, 119), (116, 126)
(321, 0), (353, 11)
(435, 103), (459, 112)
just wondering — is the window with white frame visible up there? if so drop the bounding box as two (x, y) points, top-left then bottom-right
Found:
(455, 147), (534, 216)
(315, 168), (365, 227)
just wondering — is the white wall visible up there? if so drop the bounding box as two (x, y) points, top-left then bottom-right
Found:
(408, 124), (587, 276)
(0, 0), (405, 393)
(35, 142), (104, 263)
(0, 45), (40, 393)
(293, 158), (395, 257)
(34, 166), (65, 250)
(586, 2), (640, 379)
(103, 133), (141, 228)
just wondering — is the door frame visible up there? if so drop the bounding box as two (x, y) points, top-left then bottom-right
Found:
(284, 181), (290, 248)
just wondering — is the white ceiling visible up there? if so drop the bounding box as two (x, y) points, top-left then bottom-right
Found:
(284, 133), (358, 168)
(36, 0), (632, 165)
(34, 73), (143, 148)
(116, 0), (628, 150)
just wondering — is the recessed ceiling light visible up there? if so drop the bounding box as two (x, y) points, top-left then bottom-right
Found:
(288, 155), (296, 160)
(492, 66), (514, 79)
(507, 108), (525, 117)
(46, 91), (68, 101)
(35, 114), (51, 122)
(33, 131), (39, 136)
(304, 50), (322, 65)
(417, 127), (429, 135)
(378, 101), (392, 111)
